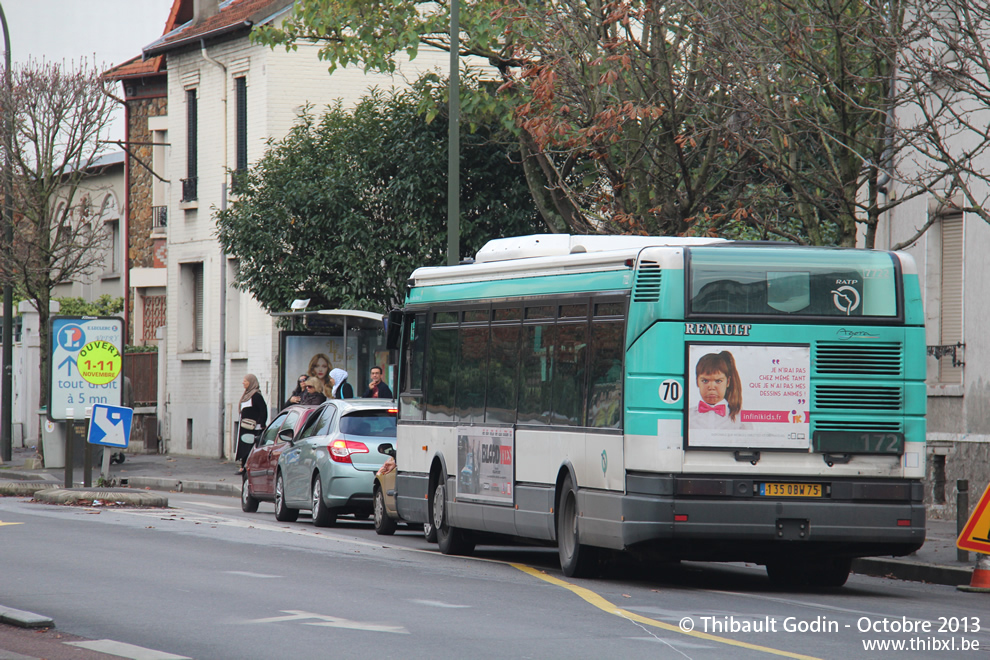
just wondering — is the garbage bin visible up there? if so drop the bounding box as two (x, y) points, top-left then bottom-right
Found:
(38, 408), (65, 469)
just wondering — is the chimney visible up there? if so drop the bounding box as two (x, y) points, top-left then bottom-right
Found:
(192, 0), (221, 26)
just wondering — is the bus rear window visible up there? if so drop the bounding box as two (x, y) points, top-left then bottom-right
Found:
(688, 248), (898, 319)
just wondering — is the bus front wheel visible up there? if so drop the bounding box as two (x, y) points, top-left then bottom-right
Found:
(558, 475), (602, 578)
(434, 479), (475, 556)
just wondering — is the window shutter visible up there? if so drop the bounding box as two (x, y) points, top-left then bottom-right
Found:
(939, 214), (963, 383)
(194, 264), (204, 351)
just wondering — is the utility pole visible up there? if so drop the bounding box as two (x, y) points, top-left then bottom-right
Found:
(447, 0), (459, 266)
(1, 2), (14, 463)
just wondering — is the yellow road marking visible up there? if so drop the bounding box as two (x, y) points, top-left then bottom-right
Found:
(0, 521), (24, 526)
(511, 563), (821, 660)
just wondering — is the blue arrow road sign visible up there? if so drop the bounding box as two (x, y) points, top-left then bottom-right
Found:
(87, 404), (133, 448)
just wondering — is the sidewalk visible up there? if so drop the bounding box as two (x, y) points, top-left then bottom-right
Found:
(0, 446), (979, 588)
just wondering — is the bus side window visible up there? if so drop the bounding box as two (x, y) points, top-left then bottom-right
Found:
(587, 321), (623, 428)
(519, 323), (554, 425)
(486, 323), (520, 424)
(400, 313), (427, 420)
(426, 326), (458, 422)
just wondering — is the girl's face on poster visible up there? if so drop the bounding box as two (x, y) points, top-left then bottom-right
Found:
(697, 370), (728, 405)
(313, 357), (329, 378)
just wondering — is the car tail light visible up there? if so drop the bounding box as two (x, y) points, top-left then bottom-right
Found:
(329, 439), (369, 463)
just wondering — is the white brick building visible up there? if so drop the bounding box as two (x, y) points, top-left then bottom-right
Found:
(142, 0), (444, 456)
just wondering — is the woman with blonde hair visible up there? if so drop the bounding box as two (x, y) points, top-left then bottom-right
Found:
(308, 353), (334, 397)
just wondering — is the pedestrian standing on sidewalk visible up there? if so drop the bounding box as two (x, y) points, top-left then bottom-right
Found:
(237, 374), (267, 474)
(363, 366), (392, 399)
(330, 368), (354, 399)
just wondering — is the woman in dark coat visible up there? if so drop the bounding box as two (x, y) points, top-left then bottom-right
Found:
(236, 374), (268, 474)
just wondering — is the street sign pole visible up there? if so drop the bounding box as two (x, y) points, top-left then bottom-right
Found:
(83, 414), (92, 487)
(64, 408), (74, 488)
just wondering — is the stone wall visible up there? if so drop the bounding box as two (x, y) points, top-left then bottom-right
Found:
(926, 438), (990, 521)
(128, 95), (166, 271)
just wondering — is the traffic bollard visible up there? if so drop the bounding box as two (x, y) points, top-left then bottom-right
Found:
(957, 480), (969, 563)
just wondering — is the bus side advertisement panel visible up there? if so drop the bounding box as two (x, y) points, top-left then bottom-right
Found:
(455, 426), (514, 505)
(687, 343), (810, 450)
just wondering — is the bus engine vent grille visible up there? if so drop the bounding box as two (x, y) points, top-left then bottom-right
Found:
(814, 342), (902, 376)
(814, 385), (902, 411)
(814, 420), (902, 433)
(633, 261), (662, 302)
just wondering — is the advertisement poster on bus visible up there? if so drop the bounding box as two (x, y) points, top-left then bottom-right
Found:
(281, 334), (358, 403)
(456, 426), (514, 505)
(686, 343), (810, 450)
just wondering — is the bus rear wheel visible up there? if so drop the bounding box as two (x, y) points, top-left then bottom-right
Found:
(558, 475), (601, 578)
(434, 479), (474, 556)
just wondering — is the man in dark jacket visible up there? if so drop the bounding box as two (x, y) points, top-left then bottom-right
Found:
(363, 366), (393, 399)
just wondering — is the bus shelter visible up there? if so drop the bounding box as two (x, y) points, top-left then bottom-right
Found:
(272, 309), (390, 408)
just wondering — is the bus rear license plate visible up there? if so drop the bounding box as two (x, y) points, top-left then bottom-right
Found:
(759, 483), (822, 497)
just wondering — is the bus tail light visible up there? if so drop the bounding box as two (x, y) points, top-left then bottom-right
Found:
(896, 519), (912, 527)
(329, 439), (369, 463)
(674, 514), (688, 522)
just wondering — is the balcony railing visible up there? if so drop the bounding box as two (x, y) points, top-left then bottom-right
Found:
(181, 177), (198, 202)
(927, 343), (965, 368)
(152, 205), (167, 228)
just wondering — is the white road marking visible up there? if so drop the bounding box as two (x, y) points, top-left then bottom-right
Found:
(411, 599), (471, 608)
(65, 640), (191, 659)
(245, 610), (408, 634)
(176, 500), (238, 510)
(225, 570), (281, 579)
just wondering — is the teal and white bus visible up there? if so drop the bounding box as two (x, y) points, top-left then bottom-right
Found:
(388, 234), (925, 585)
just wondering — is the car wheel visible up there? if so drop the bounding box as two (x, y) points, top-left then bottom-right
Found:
(311, 476), (336, 527)
(241, 475), (259, 513)
(274, 472), (298, 522)
(434, 478), (474, 556)
(422, 518), (437, 543)
(558, 475), (601, 578)
(374, 487), (397, 536)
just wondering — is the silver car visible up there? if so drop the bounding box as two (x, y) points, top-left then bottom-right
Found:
(274, 399), (396, 526)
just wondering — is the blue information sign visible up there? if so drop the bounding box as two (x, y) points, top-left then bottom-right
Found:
(87, 404), (133, 448)
(49, 316), (124, 421)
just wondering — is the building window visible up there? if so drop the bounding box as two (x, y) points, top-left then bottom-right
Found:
(235, 77), (247, 173)
(182, 90), (198, 202)
(152, 127), (169, 224)
(143, 294), (166, 342)
(226, 258), (241, 352)
(937, 214), (963, 384)
(180, 262), (205, 352)
(104, 219), (119, 274)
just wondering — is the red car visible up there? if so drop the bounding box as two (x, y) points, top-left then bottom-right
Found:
(241, 405), (318, 512)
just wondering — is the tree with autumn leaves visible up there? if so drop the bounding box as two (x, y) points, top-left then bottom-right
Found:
(256, 0), (990, 247)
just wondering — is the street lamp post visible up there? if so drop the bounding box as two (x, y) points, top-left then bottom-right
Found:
(447, 0), (459, 266)
(1, 2), (13, 463)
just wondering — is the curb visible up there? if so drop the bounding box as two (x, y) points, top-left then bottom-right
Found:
(0, 481), (56, 497)
(0, 471), (60, 483)
(852, 557), (972, 587)
(124, 477), (238, 497)
(32, 487), (168, 508)
(0, 606), (53, 629)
